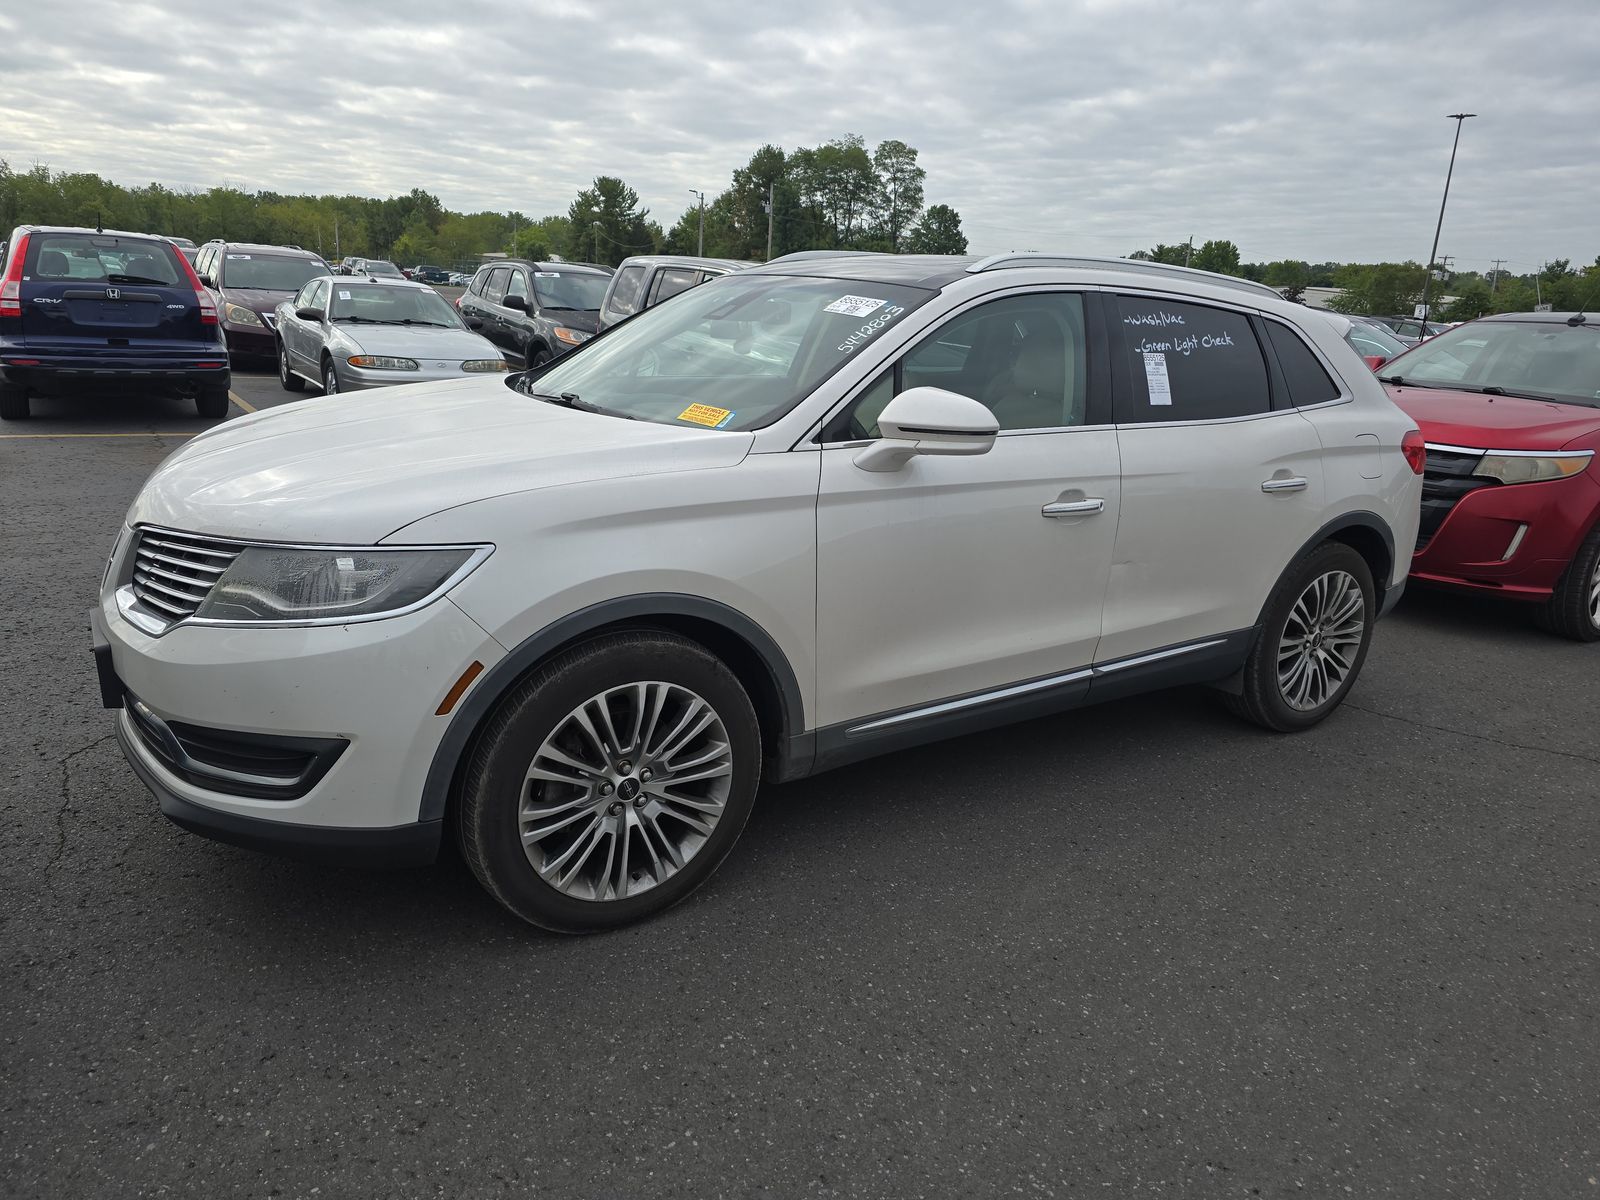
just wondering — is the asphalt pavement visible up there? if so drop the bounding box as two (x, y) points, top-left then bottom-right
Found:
(3, 370), (1598, 1198)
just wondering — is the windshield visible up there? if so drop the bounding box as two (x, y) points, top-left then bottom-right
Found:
(512, 273), (934, 430)
(531, 271), (610, 311)
(364, 260), (404, 277)
(1384, 319), (1600, 407)
(27, 233), (181, 285)
(220, 253), (328, 292)
(327, 284), (464, 326)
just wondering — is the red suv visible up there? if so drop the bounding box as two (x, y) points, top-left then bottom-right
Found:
(1380, 312), (1600, 639)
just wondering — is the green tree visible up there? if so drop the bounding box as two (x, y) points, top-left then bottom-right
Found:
(1262, 259), (1311, 302)
(1328, 262), (1425, 316)
(1190, 239), (1241, 275)
(563, 176), (654, 266)
(871, 139), (925, 251)
(1440, 278), (1493, 322)
(905, 204), (967, 254)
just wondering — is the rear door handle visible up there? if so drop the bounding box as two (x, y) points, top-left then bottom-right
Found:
(1042, 498), (1105, 518)
(1260, 477), (1308, 493)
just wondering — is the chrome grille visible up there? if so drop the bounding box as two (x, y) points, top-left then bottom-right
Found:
(131, 529), (245, 621)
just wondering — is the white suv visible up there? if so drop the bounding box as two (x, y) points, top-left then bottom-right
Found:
(93, 253), (1423, 932)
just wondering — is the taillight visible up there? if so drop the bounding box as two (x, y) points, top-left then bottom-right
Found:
(0, 232), (30, 318)
(172, 245), (217, 324)
(1402, 429), (1426, 475)
(1362, 355), (1387, 372)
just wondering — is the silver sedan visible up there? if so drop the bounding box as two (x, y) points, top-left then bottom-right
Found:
(274, 276), (507, 394)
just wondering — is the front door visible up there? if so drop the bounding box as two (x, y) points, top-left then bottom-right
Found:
(814, 291), (1119, 729)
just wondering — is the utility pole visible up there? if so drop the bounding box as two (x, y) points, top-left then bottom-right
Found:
(687, 190), (706, 256)
(764, 182), (775, 261)
(1184, 236), (1194, 267)
(1536, 262), (1544, 307)
(1489, 258), (1506, 293)
(1419, 112), (1476, 323)
(333, 215), (340, 259)
(592, 220), (600, 264)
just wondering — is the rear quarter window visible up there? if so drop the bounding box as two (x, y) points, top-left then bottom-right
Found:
(1264, 320), (1341, 406)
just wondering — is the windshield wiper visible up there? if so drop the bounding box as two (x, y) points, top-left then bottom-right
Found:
(330, 314), (378, 323)
(516, 383), (635, 420)
(106, 274), (171, 286)
(1471, 385), (1564, 402)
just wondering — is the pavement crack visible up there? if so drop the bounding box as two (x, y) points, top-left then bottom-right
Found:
(45, 731), (117, 889)
(1343, 701), (1600, 767)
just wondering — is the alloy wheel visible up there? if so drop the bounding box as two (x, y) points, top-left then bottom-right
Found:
(323, 362), (338, 394)
(1590, 555), (1600, 629)
(1277, 569), (1365, 712)
(519, 681), (734, 902)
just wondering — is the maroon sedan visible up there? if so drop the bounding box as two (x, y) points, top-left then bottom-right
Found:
(1379, 312), (1600, 639)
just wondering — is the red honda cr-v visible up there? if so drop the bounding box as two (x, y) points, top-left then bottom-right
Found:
(1379, 311), (1600, 640)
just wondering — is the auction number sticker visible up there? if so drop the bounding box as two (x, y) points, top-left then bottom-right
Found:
(824, 295), (887, 317)
(534, 271), (561, 278)
(1142, 352), (1172, 405)
(678, 403), (736, 428)
(337, 290), (352, 300)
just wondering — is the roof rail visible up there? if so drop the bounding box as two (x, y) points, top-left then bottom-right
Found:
(966, 253), (1283, 301)
(764, 250), (885, 264)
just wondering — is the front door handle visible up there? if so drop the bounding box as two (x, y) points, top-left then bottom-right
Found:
(1042, 498), (1105, 518)
(1260, 477), (1309, 493)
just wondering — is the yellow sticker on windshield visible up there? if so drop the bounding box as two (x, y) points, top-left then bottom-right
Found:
(678, 403), (735, 428)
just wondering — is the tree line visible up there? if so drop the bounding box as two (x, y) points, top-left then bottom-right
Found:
(0, 134), (969, 270)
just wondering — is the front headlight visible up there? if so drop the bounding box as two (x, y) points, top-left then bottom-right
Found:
(223, 302), (264, 327)
(193, 546), (487, 623)
(553, 327), (592, 346)
(1473, 452), (1593, 485)
(346, 355), (419, 370)
(461, 359), (509, 372)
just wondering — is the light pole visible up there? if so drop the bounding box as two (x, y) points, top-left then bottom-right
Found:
(688, 189), (705, 256)
(587, 209), (600, 264)
(1419, 113), (1475, 324)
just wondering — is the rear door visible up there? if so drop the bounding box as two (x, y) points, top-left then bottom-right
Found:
(20, 232), (209, 351)
(1100, 292), (1326, 661)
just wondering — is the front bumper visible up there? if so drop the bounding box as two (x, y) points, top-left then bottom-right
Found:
(337, 360), (501, 391)
(222, 322), (276, 358)
(1410, 469), (1600, 601)
(97, 587), (505, 857)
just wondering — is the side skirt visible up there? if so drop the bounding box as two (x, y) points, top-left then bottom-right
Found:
(806, 629), (1255, 777)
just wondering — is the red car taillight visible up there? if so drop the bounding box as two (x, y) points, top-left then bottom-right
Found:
(1402, 429), (1427, 475)
(173, 245), (217, 324)
(0, 232), (30, 318)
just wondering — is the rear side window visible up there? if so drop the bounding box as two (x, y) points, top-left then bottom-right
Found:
(1115, 296), (1270, 422)
(29, 233), (182, 286)
(1264, 320), (1340, 406)
(608, 265), (647, 315)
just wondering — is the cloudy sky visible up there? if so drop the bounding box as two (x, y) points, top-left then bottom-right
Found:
(4, 0), (1595, 273)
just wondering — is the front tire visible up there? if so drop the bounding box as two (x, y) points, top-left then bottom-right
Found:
(322, 358), (340, 395)
(1226, 542), (1375, 732)
(278, 341), (306, 392)
(458, 631), (761, 933)
(1537, 523), (1600, 642)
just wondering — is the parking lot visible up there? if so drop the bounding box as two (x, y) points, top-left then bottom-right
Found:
(0, 365), (1593, 1197)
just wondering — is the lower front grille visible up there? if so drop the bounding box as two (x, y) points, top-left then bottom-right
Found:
(1417, 447), (1498, 551)
(130, 528), (246, 622)
(126, 694), (347, 800)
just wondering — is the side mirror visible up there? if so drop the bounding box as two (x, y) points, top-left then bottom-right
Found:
(198, 274), (215, 288)
(501, 294), (527, 311)
(853, 387), (999, 473)
(464, 316), (484, 330)
(296, 306), (324, 321)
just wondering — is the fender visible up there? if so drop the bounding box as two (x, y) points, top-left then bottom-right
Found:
(1252, 509), (1400, 635)
(418, 593), (808, 823)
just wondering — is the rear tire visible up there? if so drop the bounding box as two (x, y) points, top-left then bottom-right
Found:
(195, 385), (229, 419)
(0, 385), (29, 420)
(1536, 523), (1600, 642)
(278, 341), (306, 392)
(1225, 542), (1375, 732)
(458, 631), (761, 933)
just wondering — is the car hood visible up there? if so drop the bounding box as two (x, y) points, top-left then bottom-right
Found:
(1385, 384), (1600, 451)
(335, 323), (500, 361)
(222, 286), (299, 314)
(129, 378), (755, 543)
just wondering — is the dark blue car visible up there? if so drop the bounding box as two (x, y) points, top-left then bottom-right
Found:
(0, 226), (231, 420)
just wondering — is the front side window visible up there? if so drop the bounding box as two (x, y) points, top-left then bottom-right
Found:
(1115, 295), (1270, 422)
(651, 267), (700, 304)
(504, 269), (529, 305)
(518, 273), (933, 431)
(828, 292), (1090, 438)
(219, 254), (328, 292)
(482, 268), (509, 304)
